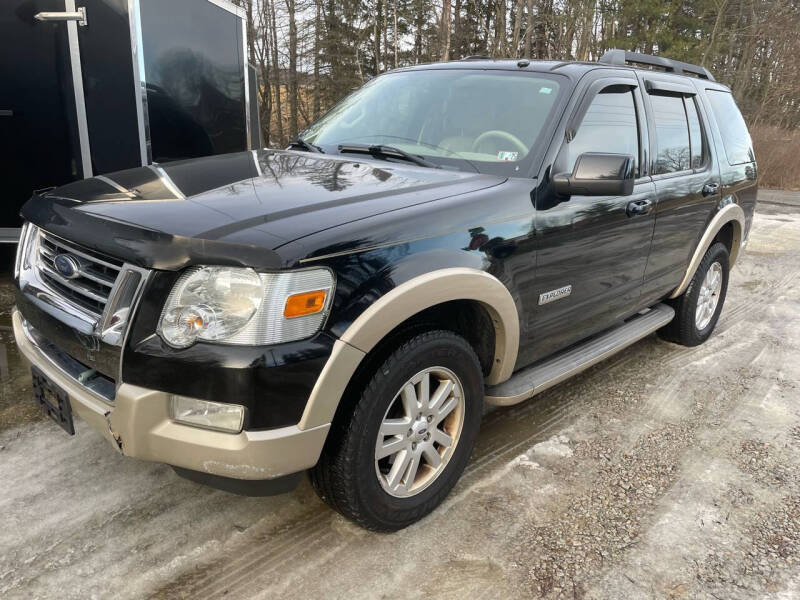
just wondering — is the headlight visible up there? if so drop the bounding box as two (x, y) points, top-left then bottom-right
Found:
(158, 266), (334, 348)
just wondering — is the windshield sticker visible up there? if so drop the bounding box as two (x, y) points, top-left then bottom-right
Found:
(539, 86), (553, 94)
(497, 151), (519, 162)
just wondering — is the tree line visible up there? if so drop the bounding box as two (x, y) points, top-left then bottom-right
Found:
(235, 0), (799, 186)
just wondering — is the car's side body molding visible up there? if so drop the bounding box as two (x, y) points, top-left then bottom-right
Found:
(669, 202), (745, 299)
(298, 268), (520, 430)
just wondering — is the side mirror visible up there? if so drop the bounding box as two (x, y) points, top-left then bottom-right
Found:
(553, 153), (635, 197)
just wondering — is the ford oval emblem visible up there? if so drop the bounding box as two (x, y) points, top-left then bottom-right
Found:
(54, 254), (81, 279)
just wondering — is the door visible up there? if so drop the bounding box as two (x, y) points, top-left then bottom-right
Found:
(639, 76), (721, 303)
(0, 0), (87, 239)
(525, 77), (656, 364)
(76, 0), (143, 174)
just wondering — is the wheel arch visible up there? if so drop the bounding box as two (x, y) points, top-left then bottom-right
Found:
(298, 268), (520, 430)
(669, 202), (745, 300)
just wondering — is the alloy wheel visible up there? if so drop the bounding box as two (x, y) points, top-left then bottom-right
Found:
(374, 366), (465, 498)
(696, 261), (723, 330)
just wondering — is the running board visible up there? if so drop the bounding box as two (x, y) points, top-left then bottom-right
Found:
(484, 303), (675, 406)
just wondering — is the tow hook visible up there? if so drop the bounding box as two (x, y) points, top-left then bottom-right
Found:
(77, 368), (97, 385)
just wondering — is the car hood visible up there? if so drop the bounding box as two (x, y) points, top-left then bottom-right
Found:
(21, 149), (504, 270)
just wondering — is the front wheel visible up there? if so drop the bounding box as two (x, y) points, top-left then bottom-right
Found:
(310, 330), (483, 531)
(658, 241), (730, 346)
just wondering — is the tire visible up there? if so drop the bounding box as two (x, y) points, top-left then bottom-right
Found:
(310, 330), (484, 531)
(658, 241), (730, 346)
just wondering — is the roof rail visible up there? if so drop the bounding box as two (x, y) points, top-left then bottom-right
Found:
(598, 49), (715, 81)
(461, 54), (492, 61)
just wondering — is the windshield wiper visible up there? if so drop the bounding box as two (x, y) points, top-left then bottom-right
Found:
(337, 144), (439, 169)
(288, 137), (324, 153)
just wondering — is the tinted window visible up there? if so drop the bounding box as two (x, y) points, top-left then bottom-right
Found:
(685, 98), (705, 169)
(707, 90), (754, 165)
(563, 89), (639, 175)
(651, 94), (690, 174)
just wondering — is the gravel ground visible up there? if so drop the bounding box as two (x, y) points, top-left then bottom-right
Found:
(1, 190), (799, 599)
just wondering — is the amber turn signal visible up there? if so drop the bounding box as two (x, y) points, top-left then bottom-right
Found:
(284, 289), (327, 318)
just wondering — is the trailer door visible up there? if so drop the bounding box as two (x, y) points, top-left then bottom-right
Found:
(0, 0), (88, 240)
(74, 0), (143, 174)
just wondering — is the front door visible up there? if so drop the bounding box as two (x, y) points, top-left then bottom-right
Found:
(525, 77), (656, 364)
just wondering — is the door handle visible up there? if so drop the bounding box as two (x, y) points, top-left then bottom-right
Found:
(626, 199), (652, 217)
(702, 182), (720, 197)
(34, 8), (87, 26)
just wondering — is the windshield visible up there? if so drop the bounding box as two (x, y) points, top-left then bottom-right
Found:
(301, 69), (565, 176)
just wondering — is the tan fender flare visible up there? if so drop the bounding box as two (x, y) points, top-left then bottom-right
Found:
(669, 202), (745, 300)
(298, 268), (520, 430)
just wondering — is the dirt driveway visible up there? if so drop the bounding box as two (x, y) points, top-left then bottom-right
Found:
(1, 191), (799, 599)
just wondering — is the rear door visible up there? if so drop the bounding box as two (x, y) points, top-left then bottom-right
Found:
(639, 74), (721, 303)
(525, 71), (656, 365)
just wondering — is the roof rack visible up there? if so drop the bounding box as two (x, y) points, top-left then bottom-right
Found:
(598, 49), (715, 81)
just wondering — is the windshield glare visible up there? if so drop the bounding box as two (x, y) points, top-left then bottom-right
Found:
(302, 69), (563, 175)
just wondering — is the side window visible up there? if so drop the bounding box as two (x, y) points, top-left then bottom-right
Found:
(564, 88), (639, 176)
(651, 94), (690, 174)
(684, 97), (705, 169)
(706, 89), (754, 165)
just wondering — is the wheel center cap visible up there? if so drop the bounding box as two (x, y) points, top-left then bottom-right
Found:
(410, 419), (428, 442)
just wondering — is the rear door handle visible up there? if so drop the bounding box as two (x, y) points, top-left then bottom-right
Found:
(626, 199), (652, 217)
(702, 182), (720, 197)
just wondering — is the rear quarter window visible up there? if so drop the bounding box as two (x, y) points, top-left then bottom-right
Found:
(706, 90), (755, 165)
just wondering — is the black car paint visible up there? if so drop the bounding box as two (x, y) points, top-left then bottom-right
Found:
(529, 69), (657, 364)
(19, 150), (516, 429)
(16, 60), (758, 431)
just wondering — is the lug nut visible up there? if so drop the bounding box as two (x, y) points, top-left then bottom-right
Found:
(407, 429), (413, 437)
(427, 415), (433, 422)
(412, 442), (417, 450)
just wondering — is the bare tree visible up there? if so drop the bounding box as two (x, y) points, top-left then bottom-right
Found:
(267, 0), (284, 144)
(235, 0), (800, 187)
(285, 0), (299, 138)
(441, 0), (452, 61)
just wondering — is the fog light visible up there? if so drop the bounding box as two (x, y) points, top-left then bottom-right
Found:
(169, 396), (245, 433)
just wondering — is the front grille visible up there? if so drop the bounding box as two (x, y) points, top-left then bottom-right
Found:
(36, 230), (124, 318)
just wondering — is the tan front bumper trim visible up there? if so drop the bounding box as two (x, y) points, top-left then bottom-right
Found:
(13, 309), (330, 480)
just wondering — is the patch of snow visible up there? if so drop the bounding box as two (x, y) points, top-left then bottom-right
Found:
(510, 454), (541, 470)
(530, 435), (573, 458)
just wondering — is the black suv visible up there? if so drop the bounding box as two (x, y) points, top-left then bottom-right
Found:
(13, 50), (756, 531)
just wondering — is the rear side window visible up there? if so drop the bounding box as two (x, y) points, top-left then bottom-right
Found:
(651, 95), (690, 174)
(706, 89), (754, 165)
(564, 89), (639, 175)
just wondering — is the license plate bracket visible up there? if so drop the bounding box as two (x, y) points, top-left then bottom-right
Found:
(32, 367), (75, 435)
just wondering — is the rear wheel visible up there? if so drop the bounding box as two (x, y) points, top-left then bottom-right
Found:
(310, 330), (483, 531)
(658, 241), (730, 346)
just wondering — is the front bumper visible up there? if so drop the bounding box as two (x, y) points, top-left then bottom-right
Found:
(13, 309), (330, 480)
